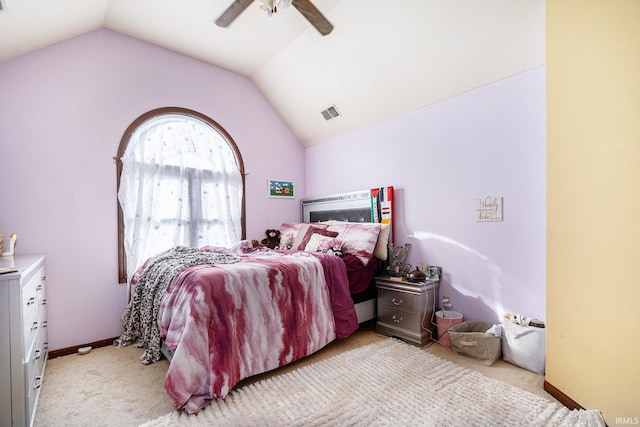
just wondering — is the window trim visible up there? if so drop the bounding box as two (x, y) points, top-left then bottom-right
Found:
(115, 107), (246, 283)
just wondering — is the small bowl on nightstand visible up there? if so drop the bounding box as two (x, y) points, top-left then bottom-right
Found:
(407, 266), (427, 282)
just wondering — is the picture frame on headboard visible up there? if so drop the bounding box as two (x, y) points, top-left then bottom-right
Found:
(268, 179), (295, 198)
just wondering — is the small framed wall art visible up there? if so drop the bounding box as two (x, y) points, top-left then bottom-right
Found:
(268, 179), (295, 198)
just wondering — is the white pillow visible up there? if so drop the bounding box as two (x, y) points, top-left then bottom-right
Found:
(375, 223), (390, 260)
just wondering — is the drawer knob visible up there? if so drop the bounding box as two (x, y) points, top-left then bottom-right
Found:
(27, 297), (36, 305)
(31, 321), (39, 330)
(392, 314), (404, 324)
(391, 297), (403, 306)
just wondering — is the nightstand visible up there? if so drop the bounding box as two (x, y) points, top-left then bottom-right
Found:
(375, 276), (440, 347)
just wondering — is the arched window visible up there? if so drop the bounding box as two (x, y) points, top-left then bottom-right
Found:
(116, 107), (246, 283)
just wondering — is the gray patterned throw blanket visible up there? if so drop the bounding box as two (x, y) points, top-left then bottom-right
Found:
(114, 246), (240, 364)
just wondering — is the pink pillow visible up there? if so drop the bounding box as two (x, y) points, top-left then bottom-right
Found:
(315, 237), (343, 253)
(292, 224), (336, 251)
(326, 223), (381, 266)
(279, 222), (304, 239)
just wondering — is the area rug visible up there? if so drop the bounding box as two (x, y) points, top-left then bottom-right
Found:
(140, 338), (605, 427)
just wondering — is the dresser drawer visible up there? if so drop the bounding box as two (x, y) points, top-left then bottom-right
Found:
(27, 329), (47, 399)
(22, 277), (41, 358)
(27, 371), (43, 426)
(379, 288), (418, 311)
(379, 306), (419, 330)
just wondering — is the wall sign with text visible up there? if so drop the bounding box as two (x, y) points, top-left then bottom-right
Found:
(476, 196), (503, 222)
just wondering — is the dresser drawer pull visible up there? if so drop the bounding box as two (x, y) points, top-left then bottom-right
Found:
(36, 284), (43, 291)
(34, 376), (43, 390)
(31, 321), (39, 330)
(42, 299), (48, 306)
(391, 298), (403, 306)
(42, 321), (48, 328)
(392, 315), (404, 324)
(34, 349), (41, 361)
(27, 297), (36, 305)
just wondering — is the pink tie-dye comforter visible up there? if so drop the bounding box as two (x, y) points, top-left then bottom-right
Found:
(156, 249), (358, 414)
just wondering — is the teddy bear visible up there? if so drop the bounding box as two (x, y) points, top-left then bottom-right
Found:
(261, 229), (281, 249)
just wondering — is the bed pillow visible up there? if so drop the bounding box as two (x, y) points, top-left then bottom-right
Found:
(326, 222), (381, 266)
(292, 224), (336, 251)
(375, 223), (391, 260)
(324, 221), (390, 261)
(304, 235), (343, 253)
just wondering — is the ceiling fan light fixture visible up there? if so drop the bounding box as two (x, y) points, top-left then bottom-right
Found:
(216, 0), (333, 36)
(258, 0), (292, 16)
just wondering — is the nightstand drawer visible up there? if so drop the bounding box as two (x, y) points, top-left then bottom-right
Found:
(379, 306), (418, 329)
(379, 288), (418, 311)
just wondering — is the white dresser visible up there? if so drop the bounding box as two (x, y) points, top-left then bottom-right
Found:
(0, 254), (47, 427)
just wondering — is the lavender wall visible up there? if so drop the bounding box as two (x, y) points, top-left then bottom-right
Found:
(0, 27), (545, 349)
(305, 67), (546, 322)
(0, 29), (305, 350)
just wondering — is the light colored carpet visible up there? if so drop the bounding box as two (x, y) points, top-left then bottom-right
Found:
(34, 328), (379, 427)
(34, 327), (597, 427)
(142, 338), (605, 427)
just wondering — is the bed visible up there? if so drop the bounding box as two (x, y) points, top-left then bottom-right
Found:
(115, 187), (393, 414)
(300, 187), (394, 323)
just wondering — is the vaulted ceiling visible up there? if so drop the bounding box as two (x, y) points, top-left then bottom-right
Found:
(0, 0), (545, 146)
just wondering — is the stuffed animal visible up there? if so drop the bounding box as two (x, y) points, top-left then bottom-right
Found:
(326, 244), (344, 257)
(261, 229), (281, 249)
(278, 232), (294, 250)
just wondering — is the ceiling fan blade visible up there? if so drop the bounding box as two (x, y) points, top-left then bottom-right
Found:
(292, 0), (334, 36)
(215, 0), (255, 28)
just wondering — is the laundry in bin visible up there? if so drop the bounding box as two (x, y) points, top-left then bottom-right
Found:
(448, 321), (502, 366)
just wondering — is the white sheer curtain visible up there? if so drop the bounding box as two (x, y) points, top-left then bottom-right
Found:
(118, 113), (243, 282)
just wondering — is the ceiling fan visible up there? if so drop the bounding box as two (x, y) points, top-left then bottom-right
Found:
(215, 0), (334, 36)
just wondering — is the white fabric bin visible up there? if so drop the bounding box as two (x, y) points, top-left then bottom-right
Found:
(501, 320), (546, 375)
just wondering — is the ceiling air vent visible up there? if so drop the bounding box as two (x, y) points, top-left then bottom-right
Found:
(321, 104), (341, 121)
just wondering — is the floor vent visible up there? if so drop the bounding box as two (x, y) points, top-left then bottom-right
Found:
(321, 104), (341, 121)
